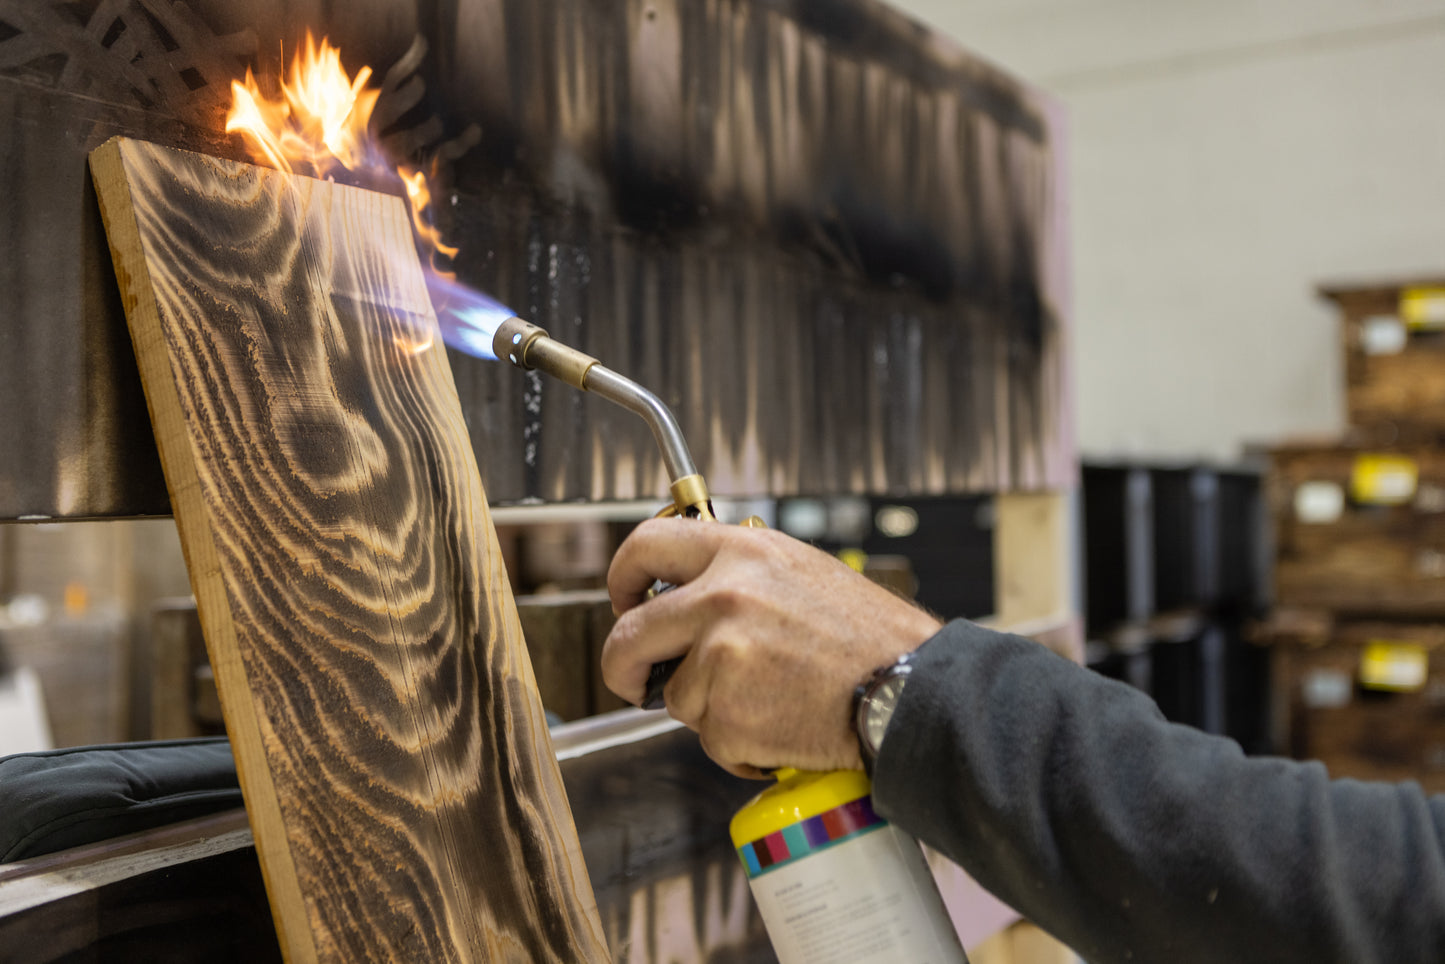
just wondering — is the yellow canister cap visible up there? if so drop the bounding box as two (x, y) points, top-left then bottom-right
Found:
(729, 768), (873, 847)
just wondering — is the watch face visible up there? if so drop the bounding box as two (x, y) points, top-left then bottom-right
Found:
(862, 674), (908, 754)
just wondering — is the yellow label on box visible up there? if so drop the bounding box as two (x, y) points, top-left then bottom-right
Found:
(1360, 642), (1429, 692)
(1351, 454), (1419, 506)
(1400, 287), (1445, 330)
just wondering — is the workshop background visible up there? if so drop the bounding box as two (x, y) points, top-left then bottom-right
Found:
(1, 1), (1444, 962)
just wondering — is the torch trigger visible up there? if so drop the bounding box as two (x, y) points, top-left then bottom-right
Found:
(641, 655), (684, 711)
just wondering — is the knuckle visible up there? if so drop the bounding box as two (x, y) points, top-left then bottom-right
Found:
(735, 526), (776, 558)
(695, 630), (747, 675)
(700, 582), (752, 619)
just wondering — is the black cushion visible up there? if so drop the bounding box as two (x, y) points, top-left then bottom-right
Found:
(0, 737), (242, 862)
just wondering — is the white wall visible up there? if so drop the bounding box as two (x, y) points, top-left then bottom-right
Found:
(891, 0), (1445, 462)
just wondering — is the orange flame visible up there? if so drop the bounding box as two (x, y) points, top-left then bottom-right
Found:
(399, 164), (460, 268)
(225, 34), (381, 177)
(226, 34), (453, 273)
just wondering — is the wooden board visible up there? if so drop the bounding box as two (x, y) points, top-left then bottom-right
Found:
(970, 921), (1074, 964)
(90, 137), (608, 963)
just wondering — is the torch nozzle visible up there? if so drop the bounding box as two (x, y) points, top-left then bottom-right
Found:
(492, 317), (714, 520)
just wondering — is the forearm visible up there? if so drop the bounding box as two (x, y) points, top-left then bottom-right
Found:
(873, 621), (1445, 964)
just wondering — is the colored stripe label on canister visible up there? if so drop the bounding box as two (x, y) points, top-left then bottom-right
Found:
(737, 796), (884, 877)
(731, 771), (967, 963)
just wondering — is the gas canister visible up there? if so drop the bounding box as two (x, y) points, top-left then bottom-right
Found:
(730, 767), (968, 963)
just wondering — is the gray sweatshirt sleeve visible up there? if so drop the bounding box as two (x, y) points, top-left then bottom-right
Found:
(870, 620), (1445, 964)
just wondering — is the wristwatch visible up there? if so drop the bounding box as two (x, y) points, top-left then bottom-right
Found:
(853, 651), (916, 773)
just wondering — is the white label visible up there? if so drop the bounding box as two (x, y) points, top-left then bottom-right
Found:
(1370, 470), (1417, 503)
(875, 505), (920, 538)
(748, 825), (966, 964)
(1302, 668), (1352, 709)
(1416, 485), (1445, 514)
(1294, 481), (1345, 524)
(1418, 549), (1445, 579)
(780, 499), (828, 540)
(1360, 315), (1407, 355)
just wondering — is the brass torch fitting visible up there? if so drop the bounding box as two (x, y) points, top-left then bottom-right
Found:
(668, 474), (712, 519)
(493, 317), (596, 389)
(492, 317), (715, 521)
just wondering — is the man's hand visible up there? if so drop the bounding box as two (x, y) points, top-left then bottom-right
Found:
(602, 518), (943, 778)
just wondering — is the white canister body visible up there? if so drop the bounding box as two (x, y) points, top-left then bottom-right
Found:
(732, 770), (967, 963)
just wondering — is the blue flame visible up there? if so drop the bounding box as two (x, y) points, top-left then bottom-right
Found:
(425, 273), (514, 361)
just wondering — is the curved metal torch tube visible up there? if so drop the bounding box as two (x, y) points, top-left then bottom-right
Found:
(581, 365), (698, 483)
(491, 316), (717, 705)
(491, 317), (711, 516)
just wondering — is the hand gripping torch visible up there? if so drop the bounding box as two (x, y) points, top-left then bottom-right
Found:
(494, 322), (970, 962)
(492, 318), (759, 710)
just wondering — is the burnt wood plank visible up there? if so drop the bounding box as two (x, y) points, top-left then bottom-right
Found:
(89, 137), (608, 963)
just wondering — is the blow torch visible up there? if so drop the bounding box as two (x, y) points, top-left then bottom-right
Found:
(491, 317), (743, 710)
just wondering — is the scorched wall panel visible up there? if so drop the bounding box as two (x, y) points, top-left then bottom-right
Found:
(0, 0), (1071, 517)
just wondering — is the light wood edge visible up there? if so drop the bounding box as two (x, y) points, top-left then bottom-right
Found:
(88, 137), (317, 964)
(992, 491), (1078, 661)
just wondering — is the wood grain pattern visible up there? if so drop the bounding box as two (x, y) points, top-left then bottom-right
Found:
(90, 137), (608, 962)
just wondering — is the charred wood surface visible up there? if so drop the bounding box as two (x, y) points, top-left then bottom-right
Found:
(2, 0), (1070, 518)
(90, 137), (608, 962)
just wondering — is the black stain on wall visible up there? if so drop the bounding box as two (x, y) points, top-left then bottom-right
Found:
(0, 0), (1067, 516)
